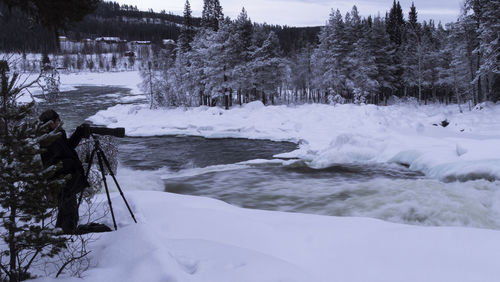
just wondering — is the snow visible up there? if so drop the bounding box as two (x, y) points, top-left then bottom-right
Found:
(34, 191), (500, 282)
(89, 100), (500, 182)
(16, 71), (143, 103)
(58, 71), (143, 95)
(23, 71), (500, 281)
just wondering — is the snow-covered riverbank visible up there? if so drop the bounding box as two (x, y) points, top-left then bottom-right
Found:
(89, 100), (500, 182)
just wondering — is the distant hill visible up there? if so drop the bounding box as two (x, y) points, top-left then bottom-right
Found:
(0, 1), (320, 55)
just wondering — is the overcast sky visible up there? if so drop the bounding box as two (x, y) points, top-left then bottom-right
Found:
(114, 0), (464, 27)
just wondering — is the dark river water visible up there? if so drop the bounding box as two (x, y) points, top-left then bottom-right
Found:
(119, 136), (297, 171)
(40, 85), (500, 230)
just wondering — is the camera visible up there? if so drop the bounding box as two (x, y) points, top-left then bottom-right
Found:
(81, 124), (125, 138)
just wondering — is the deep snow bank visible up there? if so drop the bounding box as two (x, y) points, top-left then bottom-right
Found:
(34, 190), (500, 282)
(88, 101), (500, 181)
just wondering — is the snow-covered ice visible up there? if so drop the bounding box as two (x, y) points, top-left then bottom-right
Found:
(16, 71), (143, 103)
(57, 71), (143, 95)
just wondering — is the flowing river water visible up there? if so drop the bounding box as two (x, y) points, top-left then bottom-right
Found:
(40, 86), (500, 230)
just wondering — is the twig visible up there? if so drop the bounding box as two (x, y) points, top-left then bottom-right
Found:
(0, 263), (12, 280)
(55, 251), (90, 278)
(24, 250), (40, 272)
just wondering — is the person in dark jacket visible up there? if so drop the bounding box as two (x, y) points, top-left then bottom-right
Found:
(39, 109), (90, 234)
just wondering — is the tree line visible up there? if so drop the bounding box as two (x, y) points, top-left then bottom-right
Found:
(144, 0), (499, 109)
(0, 1), (320, 56)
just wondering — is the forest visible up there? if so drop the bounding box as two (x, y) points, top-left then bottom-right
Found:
(1, 0), (498, 107)
(143, 0), (499, 109)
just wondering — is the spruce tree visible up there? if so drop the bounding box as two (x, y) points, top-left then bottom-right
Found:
(316, 9), (349, 101)
(386, 0), (405, 46)
(408, 2), (418, 30)
(402, 2), (421, 99)
(249, 31), (283, 105)
(351, 19), (379, 104)
(202, 0), (223, 31)
(474, 0), (499, 100)
(202, 18), (232, 107)
(371, 16), (397, 104)
(311, 10), (337, 98)
(178, 0), (195, 53)
(229, 8), (254, 105)
(0, 60), (67, 281)
(385, 0), (405, 96)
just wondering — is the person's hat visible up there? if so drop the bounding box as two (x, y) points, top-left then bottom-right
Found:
(39, 109), (59, 123)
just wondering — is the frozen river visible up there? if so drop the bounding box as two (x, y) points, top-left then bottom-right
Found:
(40, 85), (500, 230)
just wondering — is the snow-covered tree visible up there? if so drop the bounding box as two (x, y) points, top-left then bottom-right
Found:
(230, 8), (254, 105)
(312, 9), (349, 102)
(350, 19), (379, 104)
(249, 31), (283, 105)
(473, 0), (499, 101)
(371, 16), (397, 104)
(440, 22), (475, 108)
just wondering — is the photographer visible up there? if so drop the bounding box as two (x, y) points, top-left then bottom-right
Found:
(39, 109), (91, 234)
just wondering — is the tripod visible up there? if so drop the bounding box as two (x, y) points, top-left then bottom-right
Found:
(81, 135), (137, 230)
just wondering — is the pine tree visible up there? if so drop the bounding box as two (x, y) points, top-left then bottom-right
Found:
(344, 6), (364, 100)
(311, 9), (350, 102)
(0, 60), (67, 281)
(456, 5), (481, 104)
(386, 0), (405, 46)
(187, 30), (213, 106)
(401, 3), (427, 101)
(202, 18), (233, 107)
(442, 22), (475, 107)
(350, 19), (379, 104)
(178, 0), (195, 53)
(249, 31), (283, 105)
(385, 0), (405, 96)
(371, 16), (397, 104)
(474, 0), (499, 101)
(311, 13), (333, 98)
(202, 0), (223, 31)
(408, 2), (418, 30)
(229, 8), (254, 105)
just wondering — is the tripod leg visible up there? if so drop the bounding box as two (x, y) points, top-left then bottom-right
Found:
(85, 147), (97, 179)
(79, 147), (97, 207)
(98, 148), (138, 223)
(97, 151), (118, 231)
